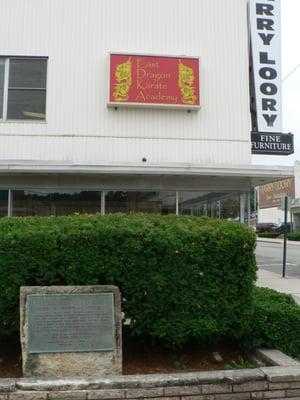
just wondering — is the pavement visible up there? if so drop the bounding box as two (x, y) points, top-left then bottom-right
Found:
(256, 237), (300, 305)
(256, 237), (300, 246)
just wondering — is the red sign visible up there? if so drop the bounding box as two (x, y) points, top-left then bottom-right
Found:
(108, 53), (200, 110)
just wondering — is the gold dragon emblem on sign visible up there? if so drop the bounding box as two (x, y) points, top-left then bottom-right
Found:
(113, 58), (132, 102)
(178, 60), (197, 105)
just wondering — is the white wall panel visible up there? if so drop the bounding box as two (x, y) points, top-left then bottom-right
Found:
(295, 162), (300, 198)
(0, 0), (251, 165)
(0, 136), (250, 166)
(258, 208), (289, 224)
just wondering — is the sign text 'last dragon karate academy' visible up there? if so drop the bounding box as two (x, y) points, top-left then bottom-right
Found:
(249, 0), (294, 155)
(108, 53), (200, 110)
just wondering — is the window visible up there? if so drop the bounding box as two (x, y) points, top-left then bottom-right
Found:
(0, 190), (8, 217)
(12, 190), (102, 216)
(0, 59), (4, 119)
(105, 191), (176, 214)
(0, 57), (47, 121)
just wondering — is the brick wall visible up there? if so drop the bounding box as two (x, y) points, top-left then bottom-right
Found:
(1, 365), (300, 400)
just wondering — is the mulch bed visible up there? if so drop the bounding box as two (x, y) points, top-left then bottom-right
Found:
(0, 337), (22, 378)
(0, 335), (254, 377)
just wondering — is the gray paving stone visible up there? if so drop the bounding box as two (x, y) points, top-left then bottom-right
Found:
(0, 380), (16, 393)
(251, 390), (285, 399)
(9, 392), (47, 400)
(269, 381), (300, 390)
(181, 396), (214, 400)
(256, 349), (300, 367)
(261, 366), (300, 382)
(164, 386), (202, 396)
(215, 393), (250, 400)
(233, 381), (268, 392)
(87, 389), (126, 399)
(202, 384), (232, 394)
(287, 389), (300, 397)
(126, 388), (164, 398)
(48, 391), (88, 399)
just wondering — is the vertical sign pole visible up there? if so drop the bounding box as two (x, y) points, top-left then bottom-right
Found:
(175, 192), (179, 216)
(282, 196), (288, 278)
(247, 192), (251, 226)
(101, 191), (106, 215)
(7, 189), (12, 217)
(240, 193), (245, 223)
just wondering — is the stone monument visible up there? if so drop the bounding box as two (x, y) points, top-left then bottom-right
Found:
(20, 285), (122, 377)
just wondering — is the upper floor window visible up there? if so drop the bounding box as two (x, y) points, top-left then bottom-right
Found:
(0, 57), (47, 121)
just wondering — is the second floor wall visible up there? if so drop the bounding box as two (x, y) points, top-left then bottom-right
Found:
(0, 0), (251, 165)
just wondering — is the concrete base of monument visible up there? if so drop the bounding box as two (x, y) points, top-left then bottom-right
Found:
(21, 351), (121, 378)
(0, 351), (299, 400)
(20, 286), (122, 378)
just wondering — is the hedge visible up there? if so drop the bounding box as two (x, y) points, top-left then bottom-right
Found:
(257, 232), (281, 238)
(288, 232), (300, 241)
(244, 287), (300, 357)
(0, 214), (257, 347)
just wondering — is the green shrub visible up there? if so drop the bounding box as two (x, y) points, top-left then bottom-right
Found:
(244, 287), (300, 357)
(0, 214), (256, 346)
(257, 232), (281, 238)
(288, 232), (300, 241)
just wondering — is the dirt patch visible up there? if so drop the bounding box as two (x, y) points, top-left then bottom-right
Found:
(0, 335), (255, 377)
(123, 336), (255, 374)
(0, 337), (22, 378)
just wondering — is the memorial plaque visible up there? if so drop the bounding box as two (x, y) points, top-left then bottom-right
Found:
(20, 286), (122, 377)
(27, 293), (115, 353)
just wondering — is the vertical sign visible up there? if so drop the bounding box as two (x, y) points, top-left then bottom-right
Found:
(249, 0), (282, 132)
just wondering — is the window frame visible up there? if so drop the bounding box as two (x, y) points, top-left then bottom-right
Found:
(0, 56), (48, 122)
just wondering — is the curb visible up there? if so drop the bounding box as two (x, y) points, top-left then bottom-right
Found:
(256, 238), (300, 245)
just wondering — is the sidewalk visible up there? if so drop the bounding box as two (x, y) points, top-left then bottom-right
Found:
(256, 237), (300, 246)
(256, 269), (300, 305)
(256, 236), (300, 304)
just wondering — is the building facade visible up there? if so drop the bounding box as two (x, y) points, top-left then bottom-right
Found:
(0, 0), (292, 218)
(291, 162), (300, 230)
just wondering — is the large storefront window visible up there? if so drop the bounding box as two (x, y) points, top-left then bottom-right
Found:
(105, 191), (176, 214)
(179, 192), (241, 220)
(6, 189), (246, 220)
(220, 195), (240, 220)
(12, 190), (102, 216)
(179, 192), (219, 217)
(0, 191), (8, 217)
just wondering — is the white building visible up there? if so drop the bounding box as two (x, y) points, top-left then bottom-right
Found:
(291, 162), (300, 229)
(0, 0), (293, 218)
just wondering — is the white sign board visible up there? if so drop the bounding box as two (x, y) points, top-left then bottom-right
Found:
(249, 0), (282, 132)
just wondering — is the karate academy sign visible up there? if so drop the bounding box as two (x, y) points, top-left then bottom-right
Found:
(249, 0), (294, 155)
(108, 53), (200, 110)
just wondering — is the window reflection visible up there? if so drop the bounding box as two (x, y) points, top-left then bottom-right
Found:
(105, 191), (176, 214)
(12, 190), (101, 216)
(179, 192), (240, 220)
(6, 190), (243, 220)
(7, 58), (47, 120)
(0, 191), (8, 217)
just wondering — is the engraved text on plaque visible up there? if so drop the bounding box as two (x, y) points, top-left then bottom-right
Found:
(27, 293), (115, 353)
